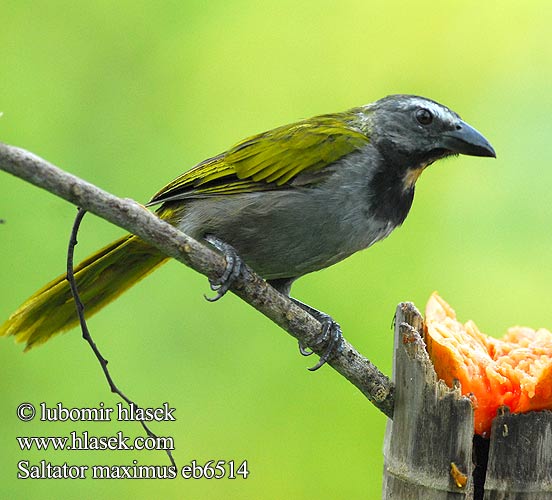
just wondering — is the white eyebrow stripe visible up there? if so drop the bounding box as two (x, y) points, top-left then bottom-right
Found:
(410, 98), (456, 124)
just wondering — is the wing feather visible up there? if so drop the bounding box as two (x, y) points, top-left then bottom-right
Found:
(148, 112), (369, 205)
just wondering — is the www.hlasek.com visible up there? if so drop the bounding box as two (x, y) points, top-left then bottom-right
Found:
(15, 402), (249, 480)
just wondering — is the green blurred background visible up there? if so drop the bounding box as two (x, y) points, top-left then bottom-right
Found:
(1, 1), (551, 498)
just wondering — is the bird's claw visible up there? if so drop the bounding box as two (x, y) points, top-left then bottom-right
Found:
(203, 235), (242, 302)
(298, 342), (314, 357)
(290, 298), (343, 370)
(306, 317), (343, 371)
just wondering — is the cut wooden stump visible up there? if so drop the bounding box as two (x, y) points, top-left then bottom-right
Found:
(382, 303), (552, 500)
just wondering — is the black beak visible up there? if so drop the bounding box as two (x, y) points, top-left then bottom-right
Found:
(442, 120), (496, 158)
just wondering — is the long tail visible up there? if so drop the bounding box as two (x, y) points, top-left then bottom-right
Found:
(1, 235), (169, 350)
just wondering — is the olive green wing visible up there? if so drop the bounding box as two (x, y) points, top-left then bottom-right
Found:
(148, 113), (369, 206)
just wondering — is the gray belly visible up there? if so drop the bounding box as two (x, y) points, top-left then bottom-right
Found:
(175, 182), (394, 280)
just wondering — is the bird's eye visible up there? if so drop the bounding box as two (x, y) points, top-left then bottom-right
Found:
(416, 108), (433, 126)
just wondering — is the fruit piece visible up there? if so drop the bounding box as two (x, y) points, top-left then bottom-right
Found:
(424, 292), (552, 436)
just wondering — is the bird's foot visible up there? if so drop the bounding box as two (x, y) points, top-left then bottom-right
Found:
(292, 299), (343, 371)
(204, 235), (242, 302)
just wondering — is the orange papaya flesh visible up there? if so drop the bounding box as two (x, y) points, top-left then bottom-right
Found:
(424, 293), (552, 436)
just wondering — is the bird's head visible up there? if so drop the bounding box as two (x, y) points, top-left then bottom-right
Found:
(358, 94), (496, 189)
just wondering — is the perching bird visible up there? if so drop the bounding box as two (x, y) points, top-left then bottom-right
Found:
(1, 95), (495, 368)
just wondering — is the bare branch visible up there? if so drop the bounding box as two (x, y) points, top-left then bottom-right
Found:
(0, 142), (394, 417)
(66, 207), (176, 467)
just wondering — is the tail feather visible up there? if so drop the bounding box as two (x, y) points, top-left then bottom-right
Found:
(1, 235), (168, 350)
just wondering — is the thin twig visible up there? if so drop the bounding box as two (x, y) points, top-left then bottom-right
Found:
(66, 207), (176, 468)
(0, 142), (394, 418)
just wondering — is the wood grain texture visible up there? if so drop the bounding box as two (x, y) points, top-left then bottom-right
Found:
(383, 303), (474, 499)
(483, 409), (552, 499)
(383, 303), (552, 500)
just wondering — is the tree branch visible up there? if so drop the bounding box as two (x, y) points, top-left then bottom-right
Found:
(0, 142), (394, 417)
(66, 207), (176, 467)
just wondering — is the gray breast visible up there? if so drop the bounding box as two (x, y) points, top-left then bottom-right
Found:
(176, 149), (398, 279)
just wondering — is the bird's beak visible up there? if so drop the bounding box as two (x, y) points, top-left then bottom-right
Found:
(442, 120), (496, 158)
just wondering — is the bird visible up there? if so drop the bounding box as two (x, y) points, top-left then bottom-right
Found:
(1, 94), (495, 369)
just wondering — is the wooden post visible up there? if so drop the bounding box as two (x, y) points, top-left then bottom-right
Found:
(382, 303), (552, 500)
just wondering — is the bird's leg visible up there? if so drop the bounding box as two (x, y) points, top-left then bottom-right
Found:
(203, 235), (243, 302)
(290, 298), (343, 371)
